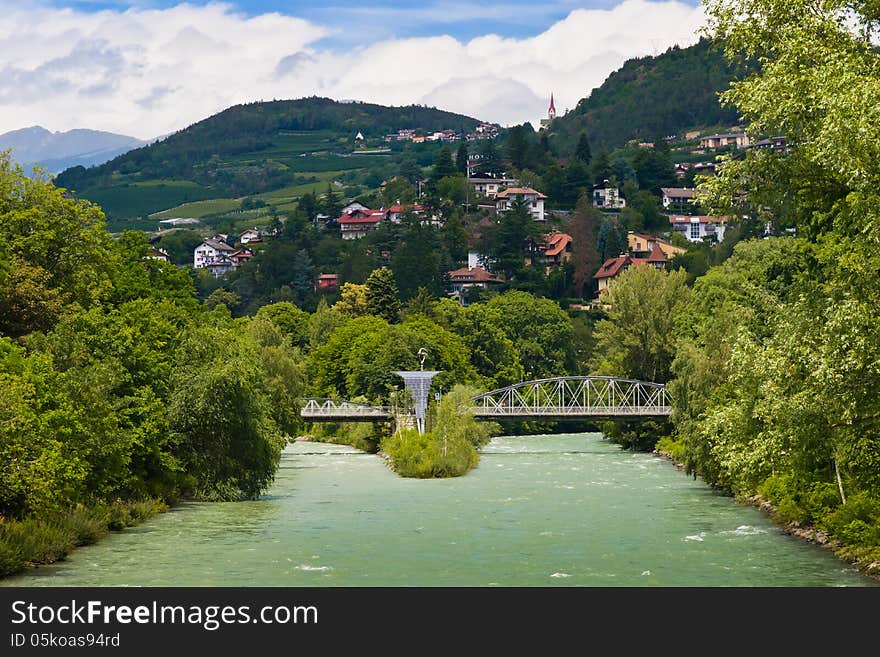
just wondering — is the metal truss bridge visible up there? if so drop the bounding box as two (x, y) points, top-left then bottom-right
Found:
(300, 376), (671, 422)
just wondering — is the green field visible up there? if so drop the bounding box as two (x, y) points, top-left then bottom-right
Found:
(151, 198), (242, 219)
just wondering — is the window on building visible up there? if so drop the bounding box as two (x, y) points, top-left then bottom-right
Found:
(690, 223), (701, 240)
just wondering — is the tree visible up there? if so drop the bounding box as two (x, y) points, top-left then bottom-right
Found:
(333, 282), (369, 317)
(475, 139), (503, 177)
(321, 182), (342, 219)
(169, 323), (284, 500)
(574, 132), (592, 164)
(568, 192), (601, 298)
(591, 265), (690, 384)
(431, 146), (457, 182)
(486, 291), (576, 378)
(365, 267), (401, 323)
(505, 125), (532, 170)
(455, 142), (469, 175)
(481, 198), (540, 280)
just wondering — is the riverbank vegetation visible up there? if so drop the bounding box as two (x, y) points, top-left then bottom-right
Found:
(381, 385), (499, 478)
(0, 155), (301, 575)
(659, 0), (880, 575)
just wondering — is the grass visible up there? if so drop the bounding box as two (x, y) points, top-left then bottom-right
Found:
(0, 499), (168, 579)
(151, 198), (241, 219)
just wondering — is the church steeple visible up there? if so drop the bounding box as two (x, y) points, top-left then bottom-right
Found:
(548, 93), (556, 120)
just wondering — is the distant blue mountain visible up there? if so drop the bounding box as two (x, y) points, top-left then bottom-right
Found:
(0, 126), (149, 174)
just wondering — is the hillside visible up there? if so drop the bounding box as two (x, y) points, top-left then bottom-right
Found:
(0, 126), (147, 174)
(546, 38), (754, 152)
(55, 97), (485, 227)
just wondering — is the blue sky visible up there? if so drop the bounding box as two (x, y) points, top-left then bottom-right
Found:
(4, 1), (707, 137)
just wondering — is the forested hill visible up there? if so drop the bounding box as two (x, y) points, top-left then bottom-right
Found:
(54, 97), (484, 220)
(547, 38), (754, 152)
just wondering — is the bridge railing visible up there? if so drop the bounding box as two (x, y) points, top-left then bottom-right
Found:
(468, 376), (671, 417)
(299, 377), (671, 421)
(300, 398), (391, 419)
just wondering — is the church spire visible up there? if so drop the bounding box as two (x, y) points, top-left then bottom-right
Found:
(548, 93), (556, 120)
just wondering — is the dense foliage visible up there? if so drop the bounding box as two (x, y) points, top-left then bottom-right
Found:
(547, 38), (752, 151)
(0, 154), (301, 574)
(659, 0), (880, 572)
(381, 385), (498, 478)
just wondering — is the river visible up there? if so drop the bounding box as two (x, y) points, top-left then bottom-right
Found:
(3, 433), (876, 587)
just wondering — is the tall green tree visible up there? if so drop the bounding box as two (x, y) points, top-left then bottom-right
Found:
(574, 132), (592, 164)
(365, 267), (401, 323)
(455, 142), (469, 175)
(431, 146), (457, 182)
(591, 265), (690, 383)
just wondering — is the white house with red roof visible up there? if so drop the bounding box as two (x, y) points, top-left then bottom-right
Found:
(385, 203), (427, 223)
(338, 207), (386, 239)
(239, 228), (261, 244)
(495, 186), (548, 221)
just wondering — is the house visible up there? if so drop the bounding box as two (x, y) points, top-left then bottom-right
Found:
(229, 248), (253, 267)
(527, 231), (573, 271)
(668, 215), (729, 242)
(692, 162), (717, 177)
(239, 228), (261, 245)
(206, 255), (236, 278)
(337, 207), (386, 240)
(147, 247), (171, 262)
(700, 133), (750, 149)
(340, 201), (369, 214)
(194, 238), (235, 269)
(749, 136), (787, 153)
(495, 187), (547, 222)
(594, 255), (639, 295)
(674, 163), (692, 180)
(447, 266), (503, 305)
(316, 273), (339, 292)
(627, 232), (686, 260)
(385, 203), (427, 223)
(592, 180), (626, 209)
(468, 176), (519, 199)
(660, 187), (697, 210)
(593, 247), (668, 296)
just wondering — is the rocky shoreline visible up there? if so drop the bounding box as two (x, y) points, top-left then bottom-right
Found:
(653, 448), (880, 583)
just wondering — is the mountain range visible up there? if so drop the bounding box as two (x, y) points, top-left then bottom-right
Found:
(0, 126), (148, 174)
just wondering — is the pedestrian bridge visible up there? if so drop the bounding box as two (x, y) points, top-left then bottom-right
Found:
(300, 376), (671, 422)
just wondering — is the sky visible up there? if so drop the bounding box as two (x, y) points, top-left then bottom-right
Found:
(0, 0), (707, 140)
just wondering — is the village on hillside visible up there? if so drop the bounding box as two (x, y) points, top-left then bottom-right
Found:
(147, 93), (785, 310)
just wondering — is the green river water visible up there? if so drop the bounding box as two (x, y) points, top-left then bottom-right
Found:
(4, 433), (876, 587)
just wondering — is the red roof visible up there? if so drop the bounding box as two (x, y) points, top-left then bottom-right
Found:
(387, 204), (426, 214)
(593, 255), (655, 279)
(542, 231), (572, 257)
(594, 256), (632, 279)
(646, 242), (667, 263)
(448, 266), (502, 283)
(338, 208), (384, 224)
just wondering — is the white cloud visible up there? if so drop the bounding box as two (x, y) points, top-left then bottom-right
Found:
(0, 0), (706, 139)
